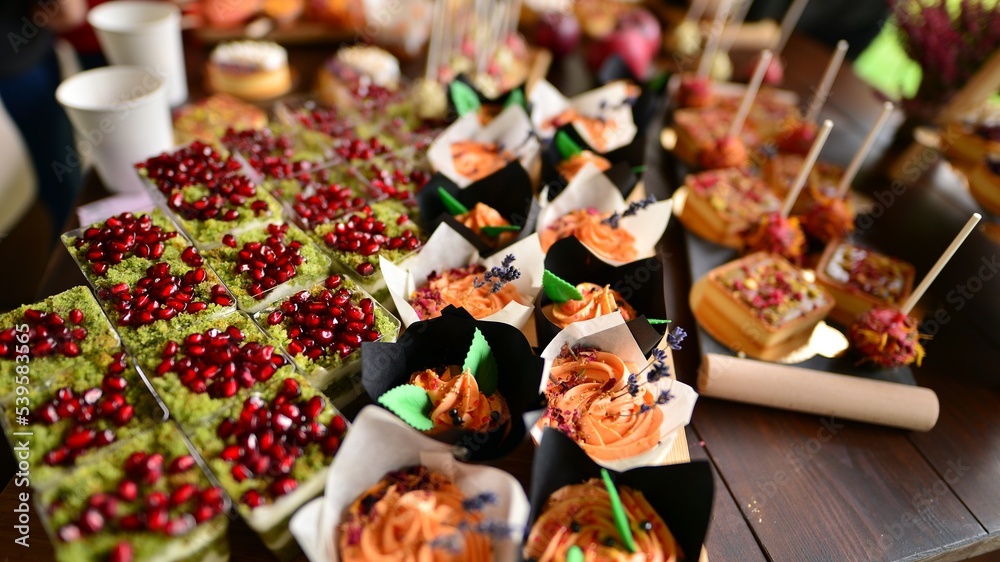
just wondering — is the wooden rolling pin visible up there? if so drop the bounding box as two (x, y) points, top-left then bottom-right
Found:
(697, 353), (940, 431)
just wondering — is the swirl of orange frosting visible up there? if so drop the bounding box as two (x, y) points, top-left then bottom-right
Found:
(550, 109), (618, 153)
(540, 209), (638, 263)
(410, 265), (526, 320)
(456, 203), (517, 248)
(451, 140), (514, 182)
(410, 367), (511, 436)
(540, 349), (663, 461)
(524, 479), (679, 562)
(557, 151), (612, 181)
(338, 465), (493, 562)
(548, 283), (637, 329)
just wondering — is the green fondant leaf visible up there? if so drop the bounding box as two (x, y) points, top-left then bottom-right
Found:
(504, 88), (527, 110)
(463, 327), (498, 395)
(601, 468), (637, 554)
(450, 81), (482, 116)
(647, 318), (672, 325)
(542, 269), (584, 303)
(438, 187), (469, 215)
(481, 225), (522, 237)
(378, 385), (434, 431)
(555, 130), (583, 159)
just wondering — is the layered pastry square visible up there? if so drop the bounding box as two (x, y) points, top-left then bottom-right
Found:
(680, 168), (781, 248)
(815, 242), (915, 325)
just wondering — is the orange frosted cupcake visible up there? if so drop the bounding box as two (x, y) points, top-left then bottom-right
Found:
(544, 283), (637, 329)
(410, 263), (526, 320)
(338, 465), (493, 562)
(524, 479), (679, 562)
(456, 203), (519, 248)
(451, 140), (515, 182)
(557, 150), (612, 181)
(540, 209), (638, 263)
(548, 109), (619, 153)
(409, 366), (511, 436)
(539, 346), (668, 462)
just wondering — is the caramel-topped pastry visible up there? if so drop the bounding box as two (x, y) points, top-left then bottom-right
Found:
(679, 168), (781, 248)
(815, 242), (915, 325)
(692, 252), (834, 360)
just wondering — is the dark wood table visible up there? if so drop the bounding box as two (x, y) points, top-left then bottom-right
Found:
(3, 31), (1000, 562)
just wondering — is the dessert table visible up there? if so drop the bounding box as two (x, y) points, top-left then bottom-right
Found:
(2, 31), (1000, 562)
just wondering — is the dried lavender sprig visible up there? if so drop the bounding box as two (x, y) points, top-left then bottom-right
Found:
(474, 254), (520, 293)
(601, 196), (658, 229)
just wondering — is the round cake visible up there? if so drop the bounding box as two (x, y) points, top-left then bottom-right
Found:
(206, 41), (292, 101)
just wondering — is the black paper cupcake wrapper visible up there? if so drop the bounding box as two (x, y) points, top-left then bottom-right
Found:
(360, 306), (544, 460)
(416, 162), (540, 254)
(534, 236), (669, 353)
(524, 428), (714, 562)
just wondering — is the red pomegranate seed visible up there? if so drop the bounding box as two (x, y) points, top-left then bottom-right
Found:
(170, 483), (198, 507)
(169, 455), (195, 474)
(145, 507), (169, 531)
(242, 489), (265, 508)
(58, 523), (82, 542)
(118, 480), (139, 501)
(108, 542), (133, 562)
(79, 508), (104, 533)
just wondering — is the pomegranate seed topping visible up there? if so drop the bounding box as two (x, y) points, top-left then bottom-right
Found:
(192, 504), (215, 523)
(169, 455), (195, 474)
(73, 212), (179, 274)
(145, 507), (169, 531)
(79, 508), (104, 533)
(170, 483), (198, 507)
(146, 491), (169, 509)
(242, 489), (265, 508)
(109, 542), (134, 562)
(58, 523), (82, 542)
(270, 477), (298, 496)
(118, 480), (139, 501)
(355, 262), (376, 276)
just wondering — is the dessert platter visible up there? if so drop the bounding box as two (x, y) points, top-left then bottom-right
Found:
(0, 4), (725, 560)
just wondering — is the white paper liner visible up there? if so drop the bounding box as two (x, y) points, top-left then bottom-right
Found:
(427, 104), (540, 188)
(381, 223), (544, 328)
(531, 313), (699, 471)
(536, 163), (672, 266)
(289, 406), (530, 562)
(529, 79), (638, 152)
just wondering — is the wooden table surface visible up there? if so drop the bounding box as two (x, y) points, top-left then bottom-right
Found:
(2, 29), (1000, 562)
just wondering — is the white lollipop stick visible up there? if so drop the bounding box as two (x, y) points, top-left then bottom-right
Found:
(804, 40), (848, 124)
(684, 0), (710, 23)
(774, 0), (809, 56)
(835, 101), (894, 198)
(781, 119), (832, 217)
(696, 0), (734, 78)
(719, 0), (754, 57)
(728, 49), (772, 139)
(900, 213), (982, 315)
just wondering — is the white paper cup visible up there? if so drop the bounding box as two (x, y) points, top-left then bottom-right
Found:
(56, 66), (174, 194)
(88, 1), (188, 106)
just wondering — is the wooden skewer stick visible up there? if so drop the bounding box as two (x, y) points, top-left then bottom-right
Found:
(425, 0), (445, 81)
(781, 119), (832, 217)
(696, 0), (734, 78)
(684, 0), (710, 23)
(835, 101), (894, 198)
(718, 0), (754, 57)
(774, 0), (809, 56)
(900, 213), (982, 315)
(727, 49), (772, 139)
(803, 40), (848, 124)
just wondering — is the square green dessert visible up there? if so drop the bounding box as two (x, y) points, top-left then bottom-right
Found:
(287, 174), (371, 230)
(130, 312), (297, 427)
(2, 362), (164, 487)
(39, 422), (230, 562)
(187, 373), (346, 553)
(255, 274), (400, 392)
(94, 260), (236, 353)
(351, 149), (432, 201)
(0, 286), (120, 396)
(220, 126), (339, 202)
(313, 201), (423, 303)
(62, 209), (197, 289)
(263, 163), (365, 203)
(136, 142), (285, 248)
(204, 222), (331, 313)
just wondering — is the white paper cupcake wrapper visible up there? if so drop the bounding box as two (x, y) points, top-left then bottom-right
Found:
(536, 163), (672, 266)
(427, 104), (540, 188)
(381, 223), (544, 328)
(532, 313), (699, 472)
(289, 406), (530, 562)
(529, 79), (638, 152)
